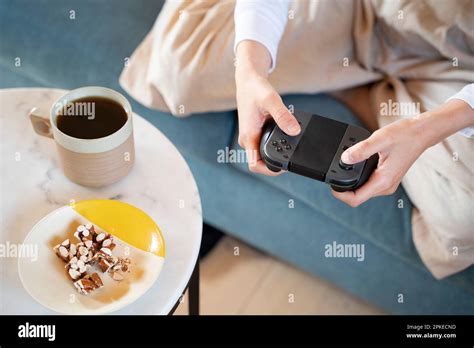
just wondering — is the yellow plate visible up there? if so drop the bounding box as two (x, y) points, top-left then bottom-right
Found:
(72, 199), (165, 257)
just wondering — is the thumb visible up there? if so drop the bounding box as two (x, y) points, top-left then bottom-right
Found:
(262, 92), (300, 136)
(341, 132), (385, 164)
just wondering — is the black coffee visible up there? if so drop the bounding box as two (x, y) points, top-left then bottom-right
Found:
(56, 96), (127, 139)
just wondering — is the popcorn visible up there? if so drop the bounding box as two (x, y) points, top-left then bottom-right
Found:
(52, 223), (131, 295)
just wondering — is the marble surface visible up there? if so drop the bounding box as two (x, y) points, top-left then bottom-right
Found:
(0, 88), (202, 314)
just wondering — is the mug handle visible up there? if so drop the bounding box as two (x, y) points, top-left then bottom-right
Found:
(29, 107), (53, 139)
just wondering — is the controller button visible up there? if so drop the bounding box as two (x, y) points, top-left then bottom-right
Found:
(285, 144), (292, 150)
(279, 139), (287, 144)
(342, 145), (348, 151)
(276, 146), (283, 152)
(283, 154), (289, 159)
(271, 141), (278, 146)
(339, 159), (353, 170)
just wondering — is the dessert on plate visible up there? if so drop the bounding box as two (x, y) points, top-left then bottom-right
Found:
(53, 223), (131, 295)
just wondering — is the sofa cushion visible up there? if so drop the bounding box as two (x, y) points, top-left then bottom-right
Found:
(0, 0), (165, 90)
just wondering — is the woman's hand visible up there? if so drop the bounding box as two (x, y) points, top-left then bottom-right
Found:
(235, 40), (301, 175)
(332, 118), (426, 207)
(333, 99), (474, 207)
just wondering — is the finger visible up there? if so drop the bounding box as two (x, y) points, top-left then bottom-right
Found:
(245, 145), (283, 176)
(241, 137), (283, 176)
(259, 92), (300, 136)
(238, 125), (283, 176)
(237, 104), (261, 150)
(341, 131), (388, 164)
(249, 158), (283, 176)
(331, 171), (387, 207)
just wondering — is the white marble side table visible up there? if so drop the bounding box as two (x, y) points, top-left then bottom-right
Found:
(0, 88), (202, 315)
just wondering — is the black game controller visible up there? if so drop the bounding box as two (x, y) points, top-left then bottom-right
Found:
(259, 109), (379, 192)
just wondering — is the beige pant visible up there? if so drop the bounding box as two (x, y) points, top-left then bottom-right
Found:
(367, 80), (474, 279)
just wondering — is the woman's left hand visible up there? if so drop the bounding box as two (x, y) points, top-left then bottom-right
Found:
(332, 117), (428, 207)
(333, 98), (474, 207)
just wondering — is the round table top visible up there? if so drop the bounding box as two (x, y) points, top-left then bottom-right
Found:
(0, 88), (202, 315)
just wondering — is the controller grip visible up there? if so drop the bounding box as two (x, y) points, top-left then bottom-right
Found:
(260, 120), (282, 173)
(355, 152), (379, 190)
(265, 163), (282, 172)
(331, 153), (379, 192)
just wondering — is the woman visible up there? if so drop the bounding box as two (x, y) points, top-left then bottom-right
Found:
(234, 0), (474, 278)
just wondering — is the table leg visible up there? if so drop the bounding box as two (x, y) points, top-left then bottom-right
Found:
(188, 260), (200, 315)
(167, 260), (200, 315)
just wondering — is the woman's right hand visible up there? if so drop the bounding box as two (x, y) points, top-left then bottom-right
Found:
(235, 40), (301, 175)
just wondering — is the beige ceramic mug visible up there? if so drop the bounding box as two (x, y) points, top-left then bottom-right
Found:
(29, 86), (135, 187)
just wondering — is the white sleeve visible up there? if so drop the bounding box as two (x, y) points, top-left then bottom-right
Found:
(234, 0), (290, 72)
(447, 84), (474, 138)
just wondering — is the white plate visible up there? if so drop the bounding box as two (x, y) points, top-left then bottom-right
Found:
(18, 201), (165, 314)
